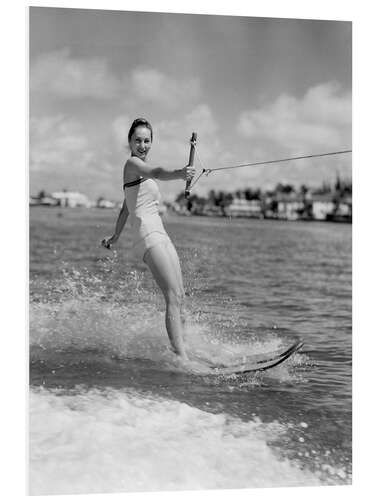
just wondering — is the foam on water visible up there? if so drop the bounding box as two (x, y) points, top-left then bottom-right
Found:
(29, 386), (322, 495)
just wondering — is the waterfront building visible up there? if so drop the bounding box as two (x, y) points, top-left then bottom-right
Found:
(310, 194), (336, 221)
(29, 194), (58, 206)
(276, 194), (305, 220)
(97, 198), (116, 209)
(226, 198), (263, 218)
(51, 191), (92, 208)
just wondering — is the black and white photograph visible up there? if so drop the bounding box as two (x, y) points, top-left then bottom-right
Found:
(28, 4), (352, 496)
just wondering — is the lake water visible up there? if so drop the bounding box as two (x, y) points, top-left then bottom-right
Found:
(29, 207), (352, 495)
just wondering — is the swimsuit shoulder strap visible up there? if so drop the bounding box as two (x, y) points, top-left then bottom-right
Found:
(123, 177), (147, 190)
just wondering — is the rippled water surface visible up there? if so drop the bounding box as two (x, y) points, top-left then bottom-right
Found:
(29, 207), (352, 495)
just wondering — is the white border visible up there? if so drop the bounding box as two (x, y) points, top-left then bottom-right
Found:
(2, 1), (373, 499)
(25, 0), (354, 20)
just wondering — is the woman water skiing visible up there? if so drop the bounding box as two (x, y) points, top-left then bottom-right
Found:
(102, 118), (195, 361)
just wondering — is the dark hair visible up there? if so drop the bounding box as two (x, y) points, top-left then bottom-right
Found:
(128, 118), (153, 143)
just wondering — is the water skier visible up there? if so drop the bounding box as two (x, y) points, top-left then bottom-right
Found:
(102, 118), (195, 361)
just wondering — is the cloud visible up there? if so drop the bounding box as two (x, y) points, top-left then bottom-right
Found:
(188, 85), (352, 193)
(30, 114), (123, 198)
(30, 115), (91, 173)
(30, 51), (201, 112)
(185, 105), (219, 137)
(131, 68), (201, 108)
(30, 49), (120, 99)
(237, 82), (351, 152)
(153, 104), (221, 166)
(112, 115), (132, 151)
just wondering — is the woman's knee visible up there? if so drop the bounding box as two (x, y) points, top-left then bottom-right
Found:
(165, 287), (185, 306)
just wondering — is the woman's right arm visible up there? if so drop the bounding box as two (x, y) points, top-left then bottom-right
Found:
(101, 198), (129, 249)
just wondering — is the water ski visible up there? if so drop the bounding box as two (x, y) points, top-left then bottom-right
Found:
(193, 341), (304, 376)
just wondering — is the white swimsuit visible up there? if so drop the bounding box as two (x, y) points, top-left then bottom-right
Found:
(123, 177), (171, 260)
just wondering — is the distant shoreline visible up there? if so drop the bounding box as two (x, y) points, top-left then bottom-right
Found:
(29, 204), (352, 224)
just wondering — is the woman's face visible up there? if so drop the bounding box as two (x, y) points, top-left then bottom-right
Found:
(129, 126), (152, 160)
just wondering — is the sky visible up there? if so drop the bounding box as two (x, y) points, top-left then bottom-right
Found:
(29, 7), (352, 202)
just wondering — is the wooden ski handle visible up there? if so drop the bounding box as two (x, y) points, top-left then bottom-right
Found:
(184, 132), (197, 199)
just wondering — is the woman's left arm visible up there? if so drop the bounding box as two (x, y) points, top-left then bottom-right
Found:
(126, 156), (195, 182)
(101, 198), (129, 249)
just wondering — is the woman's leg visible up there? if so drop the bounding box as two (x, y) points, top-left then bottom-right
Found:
(165, 240), (187, 333)
(144, 241), (187, 358)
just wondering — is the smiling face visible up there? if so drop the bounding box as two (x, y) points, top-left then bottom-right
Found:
(129, 126), (152, 160)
